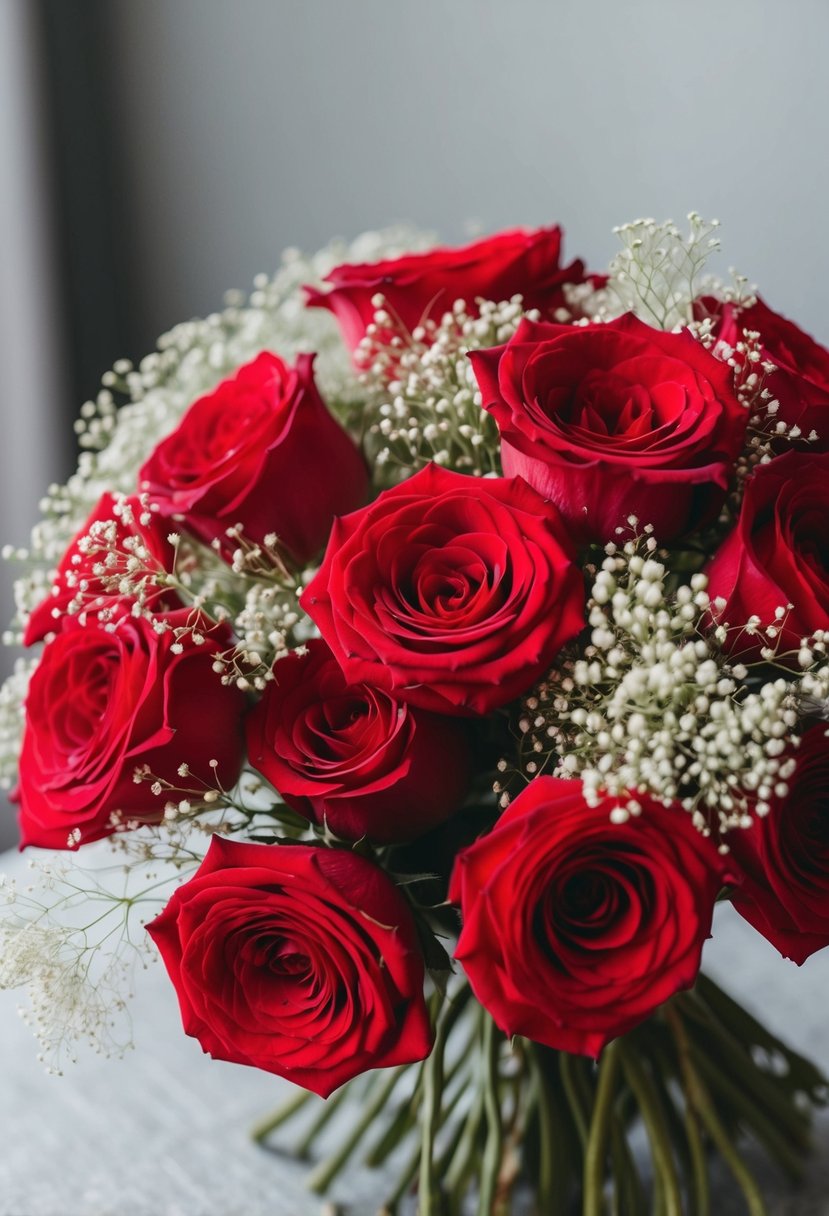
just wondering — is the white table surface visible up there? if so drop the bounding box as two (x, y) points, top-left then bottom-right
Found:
(2, 843), (829, 1216)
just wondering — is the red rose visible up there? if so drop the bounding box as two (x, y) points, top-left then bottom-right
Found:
(705, 450), (829, 657)
(470, 314), (747, 542)
(698, 295), (829, 446)
(24, 493), (180, 646)
(147, 837), (433, 1096)
(246, 639), (471, 843)
(139, 351), (368, 564)
(305, 225), (586, 353)
(300, 464), (584, 717)
(14, 619), (245, 849)
(730, 724), (829, 964)
(450, 776), (728, 1056)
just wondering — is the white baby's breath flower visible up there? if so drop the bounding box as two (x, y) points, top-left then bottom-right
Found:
(355, 296), (529, 482)
(509, 532), (827, 838)
(0, 854), (171, 1073)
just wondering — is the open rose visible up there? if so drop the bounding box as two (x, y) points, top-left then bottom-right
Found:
(305, 225), (587, 353)
(147, 837), (433, 1096)
(301, 464), (584, 717)
(24, 493), (180, 646)
(450, 777), (728, 1056)
(470, 314), (747, 542)
(15, 619), (245, 849)
(730, 724), (829, 963)
(705, 450), (829, 657)
(698, 295), (829, 447)
(246, 639), (471, 842)
(139, 351), (367, 564)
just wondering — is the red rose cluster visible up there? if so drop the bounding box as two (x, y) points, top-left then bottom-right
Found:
(14, 222), (829, 1099)
(15, 349), (371, 851)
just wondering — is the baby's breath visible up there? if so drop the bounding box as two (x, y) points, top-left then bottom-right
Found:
(355, 296), (530, 483)
(508, 529), (828, 840)
(600, 213), (726, 330)
(0, 656), (35, 789)
(715, 328), (818, 501)
(0, 855), (171, 1073)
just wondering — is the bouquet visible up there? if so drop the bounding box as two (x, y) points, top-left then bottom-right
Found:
(2, 213), (829, 1215)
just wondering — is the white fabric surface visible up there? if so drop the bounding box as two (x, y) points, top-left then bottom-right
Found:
(2, 843), (829, 1216)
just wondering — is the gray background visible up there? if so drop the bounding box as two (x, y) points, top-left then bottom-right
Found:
(110, 0), (829, 334)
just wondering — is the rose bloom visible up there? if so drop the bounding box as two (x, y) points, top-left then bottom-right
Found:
(730, 724), (829, 964)
(139, 351), (367, 564)
(450, 776), (728, 1056)
(24, 493), (180, 646)
(470, 314), (747, 542)
(697, 294), (829, 446)
(305, 225), (587, 353)
(705, 450), (829, 657)
(148, 837), (433, 1097)
(301, 464), (584, 717)
(246, 640), (471, 843)
(15, 618), (245, 850)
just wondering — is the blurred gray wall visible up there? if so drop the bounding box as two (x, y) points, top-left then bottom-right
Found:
(108, 0), (829, 336)
(0, 3), (65, 568)
(0, 2), (67, 850)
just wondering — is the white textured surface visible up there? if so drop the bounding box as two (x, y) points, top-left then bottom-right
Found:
(1, 845), (829, 1215)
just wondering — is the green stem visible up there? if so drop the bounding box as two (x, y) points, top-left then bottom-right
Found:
(682, 1103), (710, 1216)
(294, 1081), (353, 1160)
(369, 992), (474, 1181)
(664, 1008), (709, 1216)
(618, 1043), (683, 1216)
(365, 1071), (424, 1166)
(307, 1067), (407, 1195)
(380, 1140), (422, 1215)
(696, 972), (825, 1094)
(584, 1041), (621, 1216)
(692, 1084), (769, 1216)
(478, 1014), (504, 1216)
(445, 1083), (485, 1209)
(559, 1052), (592, 1148)
(681, 991), (811, 1143)
(609, 1115), (645, 1216)
(666, 1001), (768, 1216)
(418, 992), (454, 1215)
(692, 1047), (807, 1181)
(250, 1087), (313, 1145)
(527, 1046), (573, 1216)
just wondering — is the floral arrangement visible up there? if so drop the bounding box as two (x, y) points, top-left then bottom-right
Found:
(2, 213), (829, 1215)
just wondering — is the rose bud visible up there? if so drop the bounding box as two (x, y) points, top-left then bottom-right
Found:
(470, 313), (747, 543)
(147, 838), (433, 1097)
(139, 351), (367, 564)
(246, 640), (471, 843)
(301, 464), (584, 717)
(14, 618), (245, 850)
(305, 225), (587, 354)
(450, 776), (728, 1057)
(705, 450), (829, 658)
